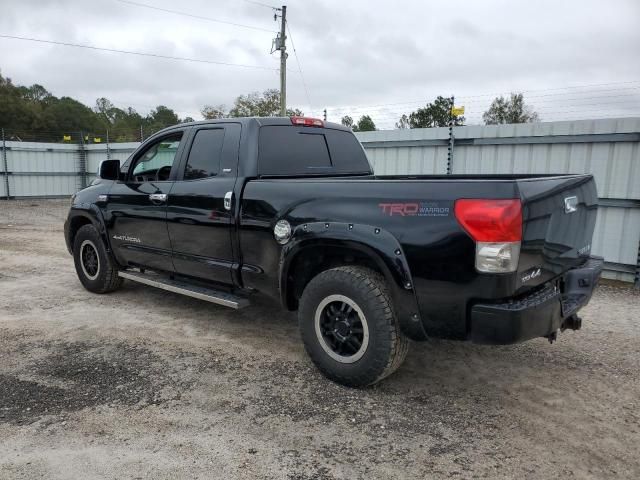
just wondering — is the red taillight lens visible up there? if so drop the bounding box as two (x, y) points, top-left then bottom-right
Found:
(454, 199), (522, 242)
(290, 116), (324, 127)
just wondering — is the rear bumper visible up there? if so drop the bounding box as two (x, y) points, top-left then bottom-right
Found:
(469, 256), (603, 345)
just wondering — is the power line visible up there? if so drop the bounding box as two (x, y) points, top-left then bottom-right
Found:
(322, 90), (640, 118)
(241, 0), (278, 9)
(0, 34), (279, 71)
(455, 80), (640, 100)
(317, 81), (640, 113)
(286, 21), (312, 114)
(115, 0), (275, 33)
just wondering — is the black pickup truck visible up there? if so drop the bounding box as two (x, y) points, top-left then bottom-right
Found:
(65, 116), (603, 386)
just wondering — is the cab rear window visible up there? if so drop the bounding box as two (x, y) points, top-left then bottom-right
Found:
(258, 126), (371, 176)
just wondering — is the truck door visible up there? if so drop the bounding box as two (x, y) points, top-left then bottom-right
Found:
(167, 123), (241, 284)
(106, 129), (188, 272)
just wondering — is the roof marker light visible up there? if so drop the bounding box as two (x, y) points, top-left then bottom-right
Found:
(290, 116), (324, 127)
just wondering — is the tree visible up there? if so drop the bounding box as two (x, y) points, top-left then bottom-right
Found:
(226, 88), (302, 117)
(482, 93), (539, 125)
(341, 115), (354, 128)
(407, 96), (464, 128)
(201, 104), (226, 119)
(395, 114), (410, 129)
(340, 115), (376, 132)
(146, 105), (179, 130)
(39, 97), (103, 136)
(21, 84), (52, 104)
(202, 89), (302, 118)
(355, 115), (376, 132)
(94, 97), (121, 125)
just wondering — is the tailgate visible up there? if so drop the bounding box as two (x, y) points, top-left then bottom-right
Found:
(515, 175), (598, 291)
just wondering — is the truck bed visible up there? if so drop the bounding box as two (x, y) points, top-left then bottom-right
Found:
(240, 173), (597, 339)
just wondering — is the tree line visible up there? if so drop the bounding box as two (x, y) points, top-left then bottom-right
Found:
(1, 69), (539, 141)
(0, 72), (190, 142)
(341, 94), (539, 131)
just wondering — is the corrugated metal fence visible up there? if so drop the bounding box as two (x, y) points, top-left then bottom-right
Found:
(1, 119), (639, 284)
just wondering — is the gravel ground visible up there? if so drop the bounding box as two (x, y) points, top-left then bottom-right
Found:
(0, 199), (639, 479)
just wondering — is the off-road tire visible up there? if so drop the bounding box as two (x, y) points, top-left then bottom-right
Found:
(298, 266), (409, 387)
(73, 224), (123, 293)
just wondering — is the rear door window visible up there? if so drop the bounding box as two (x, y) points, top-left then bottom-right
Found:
(184, 128), (226, 180)
(258, 126), (370, 176)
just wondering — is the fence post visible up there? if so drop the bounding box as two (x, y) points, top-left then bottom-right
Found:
(447, 95), (455, 174)
(77, 131), (87, 190)
(2, 128), (9, 199)
(635, 237), (640, 289)
(106, 129), (111, 160)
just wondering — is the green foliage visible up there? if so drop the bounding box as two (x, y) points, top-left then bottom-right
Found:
(482, 93), (539, 125)
(395, 114), (410, 129)
(340, 115), (376, 132)
(1, 70), (307, 142)
(203, 89), (303, 118)
(341, 115), (354, 128)
(407, 96), (464, 128)
(0, 69), (186, 142)
(201, 104), (227, 120)
(355, 115), (376, 132)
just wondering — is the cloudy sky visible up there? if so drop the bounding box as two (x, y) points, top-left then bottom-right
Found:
(1, 0), (639, 129)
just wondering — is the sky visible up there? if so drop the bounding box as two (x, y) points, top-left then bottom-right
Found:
(1, 0), (639, 129)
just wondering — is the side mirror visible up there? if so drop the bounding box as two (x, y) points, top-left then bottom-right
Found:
(98, 159), (121, 181)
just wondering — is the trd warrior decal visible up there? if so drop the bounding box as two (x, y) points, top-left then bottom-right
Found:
(379, 202), (450, 217)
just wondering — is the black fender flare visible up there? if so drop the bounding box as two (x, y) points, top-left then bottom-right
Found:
(279, 221), (427, 341)
(66, 204), (120, 265)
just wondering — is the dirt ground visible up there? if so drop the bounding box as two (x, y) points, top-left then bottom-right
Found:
(0, 199), (638, 479)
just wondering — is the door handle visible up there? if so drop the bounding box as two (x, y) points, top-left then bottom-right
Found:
(149, 193), (167, 203)
(224, 191), (233, 211)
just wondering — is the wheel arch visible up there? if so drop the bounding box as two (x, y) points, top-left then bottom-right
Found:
(67, 205), (115, 262)
(279, 222), (427, 341)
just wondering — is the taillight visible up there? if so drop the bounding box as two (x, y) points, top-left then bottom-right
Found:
(290, 116), (324, 127)
(454, 199), (522, 273)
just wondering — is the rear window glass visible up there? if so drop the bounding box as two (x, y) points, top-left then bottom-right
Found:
(258, 126), (370, 176)
(184, 128), (225, 180)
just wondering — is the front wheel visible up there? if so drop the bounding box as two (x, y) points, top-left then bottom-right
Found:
(73, 224), (123, 293)
(298, 266), (409, 387)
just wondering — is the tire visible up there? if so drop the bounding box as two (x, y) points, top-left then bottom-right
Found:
(73, 224), (123, 293)
(298, 266), (409, 387)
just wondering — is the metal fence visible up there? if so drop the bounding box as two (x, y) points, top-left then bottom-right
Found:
(1, 118), (639, 284)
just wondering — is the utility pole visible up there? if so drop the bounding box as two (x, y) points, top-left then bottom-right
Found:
(274, 5), (287, 116)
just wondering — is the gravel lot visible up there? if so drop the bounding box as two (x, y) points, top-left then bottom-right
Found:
(0, 199), (639, 479)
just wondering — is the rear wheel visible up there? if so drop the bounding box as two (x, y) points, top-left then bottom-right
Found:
(73, 224), (123, 293)
(298, 266), (409, 387)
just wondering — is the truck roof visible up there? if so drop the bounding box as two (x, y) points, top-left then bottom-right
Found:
(163, 116), (351, 132)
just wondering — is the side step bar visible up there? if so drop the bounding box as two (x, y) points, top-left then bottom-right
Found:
(118, 270), (249, 309)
